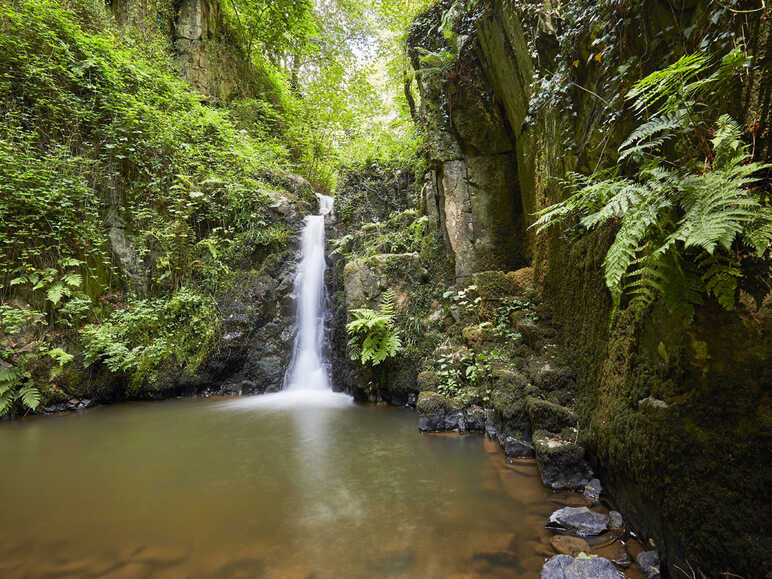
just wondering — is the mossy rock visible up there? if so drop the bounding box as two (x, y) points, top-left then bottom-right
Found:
(506, 267), (535, 295)
(461, 324), (496, 348)
(471, 270), (518, 301)
(490, 368), (530, 423)
(526, 396), (577, 433)
(416, 391), (455, 416)
(533, 430), (593, 490)
(417, 370), (443, 391)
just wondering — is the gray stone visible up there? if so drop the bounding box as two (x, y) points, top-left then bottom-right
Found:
(608, 510), (624, 529)
(547, 507), (608, 536)
(540, 554), (619, 579)
(637, 550), (661, 579)
(583, 478), (602, 501)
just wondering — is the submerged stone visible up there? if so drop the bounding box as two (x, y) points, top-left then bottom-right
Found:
(550, 535), (590, 556)
(540, 554), (618, 579)
(548, 507), (608, 536)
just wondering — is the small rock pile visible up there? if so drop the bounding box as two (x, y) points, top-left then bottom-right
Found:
(540, 478), (661, 579)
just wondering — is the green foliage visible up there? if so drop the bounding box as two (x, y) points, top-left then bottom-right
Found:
(346, 289), (402, 366)
(332, 210), (427, 259)
(81, 288), (219, 393)
(533, 51), (770, 324)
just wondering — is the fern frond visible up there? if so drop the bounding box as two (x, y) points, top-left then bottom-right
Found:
(530, 172), (617, 233)
(618, 113), (685, 162)
(18, 385), (40, 410)
(579, 179), (647, 229)
(698, 252), (742, 310)
(626, 250), (703, 323)
(379, 288), (397, 319)
(603, 190), (672, 298)
(673, 169), (762, 255)
(711, 114), (747, 170)
(742, 206), (772, 257)
(626, 52), (712, 115)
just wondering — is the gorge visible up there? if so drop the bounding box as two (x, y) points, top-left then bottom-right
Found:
(0, 0), (769, 577)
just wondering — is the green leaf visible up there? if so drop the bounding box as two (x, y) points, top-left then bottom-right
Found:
(19, 385), (41, 410)
(61, 273), (82, 288)
(47, 283), (66, 305)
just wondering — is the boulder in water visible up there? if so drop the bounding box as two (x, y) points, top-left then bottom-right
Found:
(547, 506), (608, 536)
(540, 554), (618, 579)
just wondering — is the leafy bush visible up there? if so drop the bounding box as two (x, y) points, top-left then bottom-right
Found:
(81, 288), (219, 393)
(533, 50), (771, 324)
(346, 289), (402, 366)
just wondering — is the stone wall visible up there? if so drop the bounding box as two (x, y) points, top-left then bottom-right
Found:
(407, 0), (771, 574)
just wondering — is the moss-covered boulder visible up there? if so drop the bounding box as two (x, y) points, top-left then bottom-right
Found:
(526, 396), (577, 433)
(533, 430), (593, 490)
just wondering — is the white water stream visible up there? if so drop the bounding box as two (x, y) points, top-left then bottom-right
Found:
(230, 194), (350, 408)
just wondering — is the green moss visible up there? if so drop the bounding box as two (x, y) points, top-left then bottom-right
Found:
(526, 396), (577, 433)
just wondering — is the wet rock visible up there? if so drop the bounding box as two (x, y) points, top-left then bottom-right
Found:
(540, 554), (618, 579)
(547, 507), (608, 536)
(465, 405), (486, 431)
(527, 397), (577, 433)
(550, 535), (590, 556)
(583, 478), (602, 501)
(533, 430), (593, 490)
(499, 434), (534, 458)
(637, 550), (661, 579)
(416, 392), (484, 433)
(608, 510), (624, 530)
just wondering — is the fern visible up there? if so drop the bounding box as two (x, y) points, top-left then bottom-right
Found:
(698, 252), (742, 310)
(533, 58), (768, 325)
(346, 288), (402, 366)
(742, 207), (772, 257)
(626, 52), (712, 115)
(618, 112), (685, 162)
(18, 385), (40, 410)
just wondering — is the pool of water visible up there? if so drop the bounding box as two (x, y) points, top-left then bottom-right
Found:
(0, 396), (558, 578)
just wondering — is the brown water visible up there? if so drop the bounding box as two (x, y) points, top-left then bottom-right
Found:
(0, 397), (558, 578)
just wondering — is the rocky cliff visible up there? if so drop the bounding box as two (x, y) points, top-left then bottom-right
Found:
(400, 0), (770, 575)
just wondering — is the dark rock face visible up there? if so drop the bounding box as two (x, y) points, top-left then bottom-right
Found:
(547, 507), (608, 537)
(540, 554), (618, 579)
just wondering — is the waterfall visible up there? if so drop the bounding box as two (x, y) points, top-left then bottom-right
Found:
(283, 194), (334, 391)
(220, 194), (350, 409)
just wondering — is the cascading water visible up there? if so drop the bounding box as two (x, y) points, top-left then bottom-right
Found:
(230, 194), (350, 408)
(283, 194), (334, 391)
